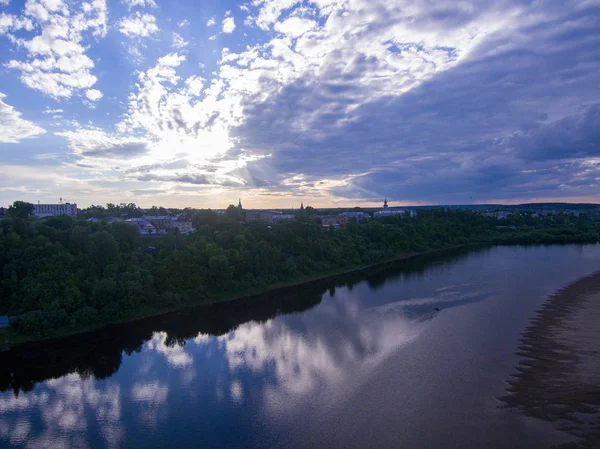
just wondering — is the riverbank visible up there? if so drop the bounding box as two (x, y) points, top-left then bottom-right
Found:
(1, 244), (479, 349)
(500, 271), (600, 448)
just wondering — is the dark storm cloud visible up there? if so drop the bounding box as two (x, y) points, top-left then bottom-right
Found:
(232, 0), (600, 202)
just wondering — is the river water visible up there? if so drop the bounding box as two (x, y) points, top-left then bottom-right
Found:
(1, 244), (600, 449)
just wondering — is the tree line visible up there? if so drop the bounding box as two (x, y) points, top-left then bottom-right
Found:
(1, 202), (599, 339)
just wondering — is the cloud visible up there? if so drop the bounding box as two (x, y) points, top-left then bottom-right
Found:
(178, 19), (189, 27)
(146, 332), (193, 368)
(18, 0), (600, 205)
(123, 0), (157, 9)
(56, 128), (150, 158)
(215, 0), (600, 203)
(172, 32), (188, 48)
(0, 93), (46, 143)
(127, 44), (145, 64)
(42, 108), (64, 114)
(3, 0), (107, 98)
(252, 0), (302, 30)
(85, 89), (103, 101)
(119, 12), (158, 37)
(55, 52), (259, 189)
(0, 12), (34, 33)
(222, 16), (235, 33)
(133, 171), (246, 187)
(273, 16), (316, 38)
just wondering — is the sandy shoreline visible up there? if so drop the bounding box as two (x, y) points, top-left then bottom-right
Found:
(500, 271), (600, 448)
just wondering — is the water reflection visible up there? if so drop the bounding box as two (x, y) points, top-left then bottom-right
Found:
(4, 245), (597, 448)
(0, 246), (480, 394)
(0, 374), (121, 449)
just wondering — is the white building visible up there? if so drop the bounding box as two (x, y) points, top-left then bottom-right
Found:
(374, 209), (415, 217)
(33, 203), (78, 218)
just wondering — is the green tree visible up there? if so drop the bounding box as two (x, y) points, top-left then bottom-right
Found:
(7, 201), (34, 218)
(226, 204), (244, 221)
(208, 254), (234, 288)
(92, 231), (119, 273)
(112, 222), (138, 251)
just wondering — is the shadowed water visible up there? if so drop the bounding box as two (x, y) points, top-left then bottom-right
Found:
(1, 244), (600, 449)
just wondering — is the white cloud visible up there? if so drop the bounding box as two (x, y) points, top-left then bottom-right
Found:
(119, 11), (158, 37)
(123, 0), (157, 9)
(56, 127), (150, 158)
(127, 44), (145, 64)
(57, 50), (261, 189)
(85, 88), (103, 101)
(206, 17), (216, 27)
(172, 32), (188, 48)
(3, 0), (107, 98)
(43, 108), (64, 114)
(0, 12), (34, 33)
(222, 16), (235, 33)
(274, 16), (316, 38)
(177, 19), (189, 27)
(0, 0), (10, 6)
(131, 381), (168, 404)
(0, 92), (45, 143)
(19, 375), (123, 449)
(184, 75), (205, 95)
(146, 332), (193, 368)
(220, 291), (427, 409)
(253, 0), (301, 30)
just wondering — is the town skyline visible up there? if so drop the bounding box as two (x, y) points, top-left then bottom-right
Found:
(3, 197), (600, 213)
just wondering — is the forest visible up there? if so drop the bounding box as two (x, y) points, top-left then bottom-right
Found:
(1, 202), (599, 341)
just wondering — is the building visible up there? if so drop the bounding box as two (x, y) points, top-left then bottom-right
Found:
(339, 211), (370, 220)
(246, 211), (276, 222)
(271, 214), (295, 221)
(172, 220), (195, 234)
(144, 216), (174, 229)
(0, 316), (13, 331)
(383, 198), (389, 209)
(320, 215), (348, 227)
(33, 202), (78, 218)
(374, 209), (415, 217)
(86, 216), (122, 224)
(125, 216), (195, 235)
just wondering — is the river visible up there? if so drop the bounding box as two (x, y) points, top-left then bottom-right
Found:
(1, 244), (600, 449)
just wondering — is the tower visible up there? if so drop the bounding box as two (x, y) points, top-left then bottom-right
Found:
(238, 199), (243, 209)
(383, 198), (388, 209)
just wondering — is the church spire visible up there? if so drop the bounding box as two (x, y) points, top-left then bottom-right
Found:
(300, 202), (304, 210)
(238, 198), (242, 209)
(383, 198), (388, 209)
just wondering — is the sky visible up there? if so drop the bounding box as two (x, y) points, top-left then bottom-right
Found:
(0, 0), (599, 209)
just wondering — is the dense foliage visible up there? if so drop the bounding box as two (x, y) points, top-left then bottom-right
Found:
(1, 207), (599, 339)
